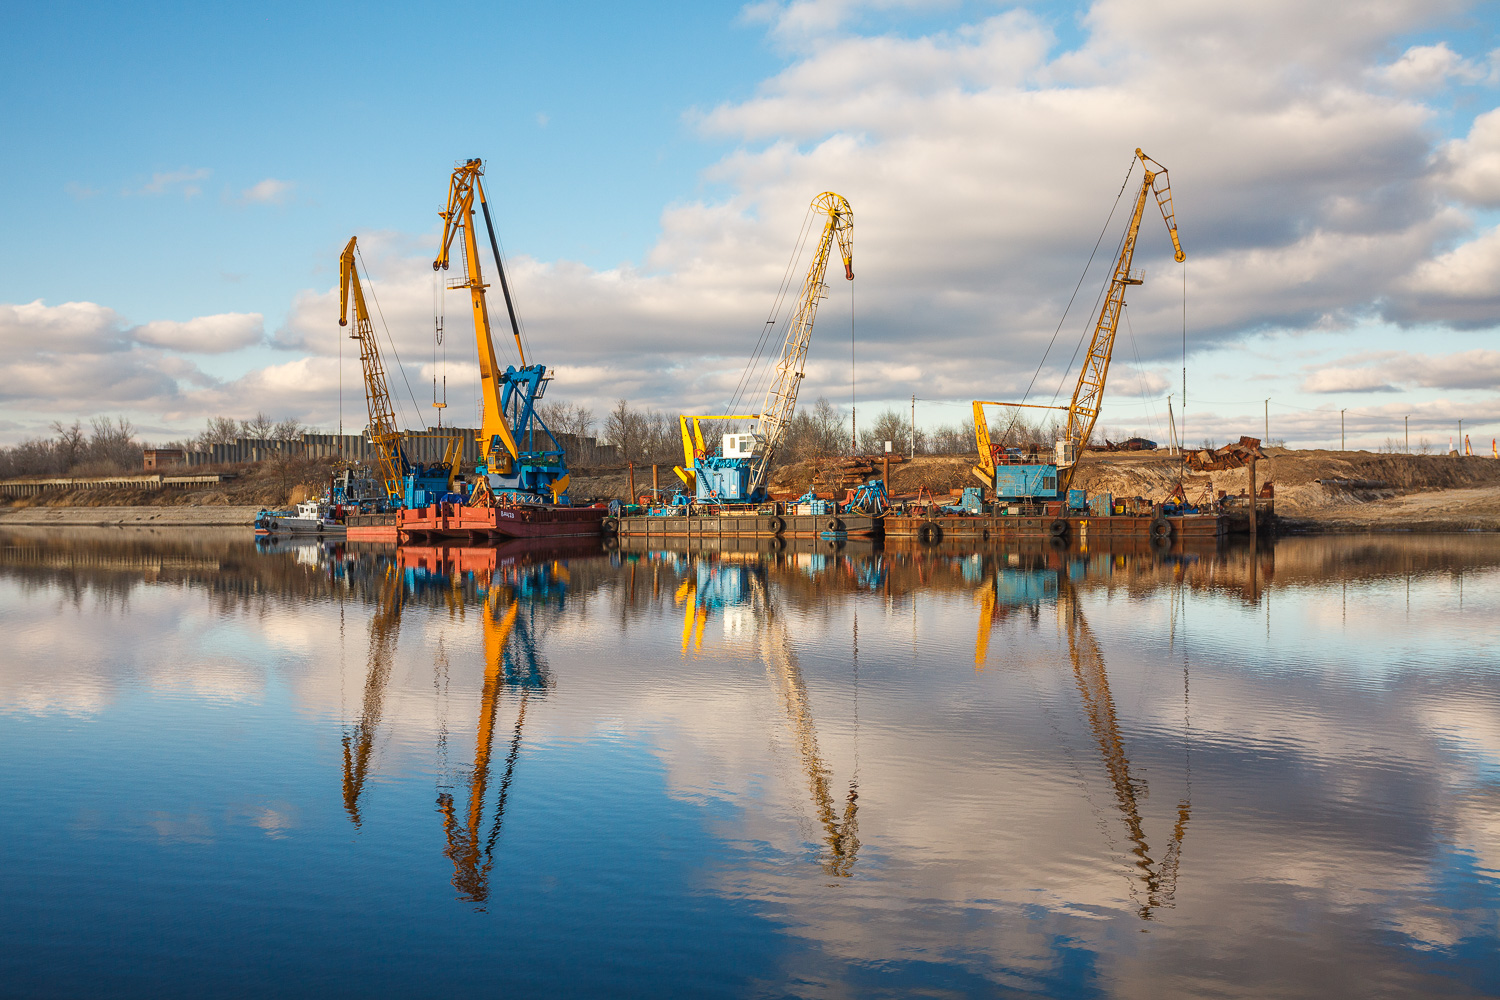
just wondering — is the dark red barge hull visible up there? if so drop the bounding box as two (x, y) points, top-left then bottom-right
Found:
(398, 502), (607, 542)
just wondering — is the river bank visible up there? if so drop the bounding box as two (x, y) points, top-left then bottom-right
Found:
(0, 505), (262, 527)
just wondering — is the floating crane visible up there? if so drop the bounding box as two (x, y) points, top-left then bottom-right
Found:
(675, 192), (853, 503)
(435, 159), (570, 504)
(972, 149), (1184, 502)
(339, 237), (461, 506)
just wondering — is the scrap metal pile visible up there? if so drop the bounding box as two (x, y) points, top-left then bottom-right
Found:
(1186, 436), (1266, 472)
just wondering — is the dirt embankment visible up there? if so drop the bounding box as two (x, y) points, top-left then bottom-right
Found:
(0, 457), (341, 514)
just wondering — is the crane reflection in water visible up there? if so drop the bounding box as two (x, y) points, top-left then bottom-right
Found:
(676, 557), (860, 879)
(337, 542), (567, 907)
(975, 552), (1191, 919)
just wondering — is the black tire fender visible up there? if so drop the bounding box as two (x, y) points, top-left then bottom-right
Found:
(767, 515), (785, 534)
(1150, 517), (1170, 538)
(1049, 518), (1068, 537)
(917, 521), (942, 545)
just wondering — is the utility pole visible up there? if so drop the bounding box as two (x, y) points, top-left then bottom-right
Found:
(1341, 409), (1346, 452)
(910, 395), (916, 459)
(1166, 394), (1178, 455)
(1405, 414), (1409, 455)
(1264, 399), (1269, 443)
(1458, 419), (1463, 455)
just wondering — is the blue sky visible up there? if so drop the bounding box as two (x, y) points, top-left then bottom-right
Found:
(3, 0), (1500, 451)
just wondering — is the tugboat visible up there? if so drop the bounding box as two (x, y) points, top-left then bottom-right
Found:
(253, 498), (347, 536)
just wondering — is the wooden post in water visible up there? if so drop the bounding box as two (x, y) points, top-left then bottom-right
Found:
(652, 464), (658, 502)
(883, 453), (890, 495)
(628, 462), (635, 504)
(1247, 456), (1258, 539)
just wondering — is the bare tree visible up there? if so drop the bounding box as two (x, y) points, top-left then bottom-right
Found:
(858, 408), (909, 454)
(241, 412), (275, 440)
(539, 401), (595, 439)
(51, 420), (86, 470)
(197, 416), (242, 448)
(926, 420), (976, 455)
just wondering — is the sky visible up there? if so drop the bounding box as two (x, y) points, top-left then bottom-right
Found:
(3, 0), (1500, 451)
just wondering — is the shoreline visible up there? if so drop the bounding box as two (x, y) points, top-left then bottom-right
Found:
(0, 505), (262, 528)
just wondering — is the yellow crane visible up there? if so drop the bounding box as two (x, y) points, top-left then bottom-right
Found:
(676, 192), (853, 502)
(434, 159), (570, 503)
(972, 149), (1184, 497)
(340, 237), (462, 503)
(339, 238), (406, 502)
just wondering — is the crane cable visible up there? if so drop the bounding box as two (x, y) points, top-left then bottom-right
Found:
(1048, 219), (1131, 415)
(481, 197), (534, 368)
(725, 203), (819, 424)
(356, 245), (428, 434)
(728, 207), (814, 424)
(995, 155), (1136, 447)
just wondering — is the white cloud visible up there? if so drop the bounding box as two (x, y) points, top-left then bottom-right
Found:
(0, 300), (129, 358)
(132, 167), (211, 198)
(0, 301), (266, 418)
(1393, 224), (1500, 326)
(133, 313), (264, 353)
(743, 0), (953, 48)
(1440, 108), (1500, 207)
(1301, 368), (1400, 394)
(1300, 347), (1500, 394)
(239, 178), (294, 205)
(1378, 42), (1489, 92)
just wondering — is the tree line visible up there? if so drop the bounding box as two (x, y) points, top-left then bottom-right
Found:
(539, 397), (1115, 467)
(0, 412), (309, 478)
(0, 400), (1159, 480)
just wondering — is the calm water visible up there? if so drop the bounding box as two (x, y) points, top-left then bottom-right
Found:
(2, 529), (1497, 999)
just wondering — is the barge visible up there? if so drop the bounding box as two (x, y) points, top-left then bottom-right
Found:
(345, 512), (399, 543)
(613, 511), (879, 542)
(399, 501), (607, 542)
(883, 511), (1227, 543)
(613, 529), (877, 556)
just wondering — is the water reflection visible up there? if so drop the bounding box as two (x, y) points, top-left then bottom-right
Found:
(2, 528), (1498, 998)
